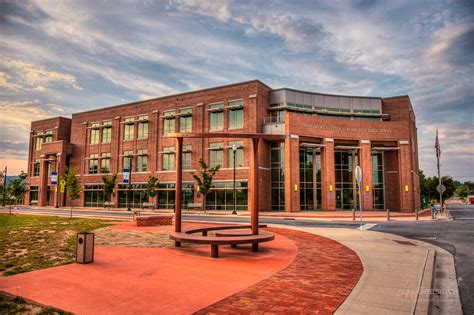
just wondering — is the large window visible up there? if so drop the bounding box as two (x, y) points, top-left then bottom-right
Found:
(179, 108), (192, 133)
(33, 160), (40, 176)
(29, 186), (39, 204)
(163, 110), (176, 135)
(209, 142), (223, 168)
(162, 147), (175, 171)
(89, 154), (99, 174)
(299, 147), (321, 211)
(137, 149), (148, 172)
(209, 103), (224, 131)
(44, 130), (53, 143)
(35, 132), (43, 150)
(137, 115), (148, 139)
(158, 182), (194, 209)
(90, 123), (100, 144)
(84, 185), (104, 207)
(206, 181), (248, 211)
(372, 152), (385, 210)
(335, 151), (358, 210)
(228, 141), (243, 167)
(122, 150), (133, 171)
(183, 145), (191, 170)
(102, 121), (112, 143)
(118, 184), (148, 208)
(271, 142), (285, 211)
(101, 153), (110, 173)
(228, 100), (244, 129)
(123, 117), (134, 141)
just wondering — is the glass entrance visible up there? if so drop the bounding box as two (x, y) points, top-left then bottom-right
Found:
(335, 151), (358, 210)
(299, 147), (321, 210)
(372, 152), (386, 209)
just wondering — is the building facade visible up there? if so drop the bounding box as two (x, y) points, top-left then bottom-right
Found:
(25, 80), (420, 212)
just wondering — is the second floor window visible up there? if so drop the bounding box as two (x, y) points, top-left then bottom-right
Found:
(137, 149), (148, 172)
(162, 147), (175, 171)
(90, 123), (100, 144)
(124, 118), (134, 141)
(228, 141), (244, 167)
(183, 145), (192, 170)
(228, 100), (244, 129)
(101, 153), (110, 173)
(89, 154), (99, 174)
(209, 142), (223, 168)
(44, 130), (53, 143)
(102, 121), (112, 143)
(163, 110), (176, 135)
(179, 108), (192, 133)
(35, 132), (43, 150)
(33, 160), (40, 176)
(123, 150), (133, 171)
(209, 103), (224, 131)
(137, 116), (148, 139)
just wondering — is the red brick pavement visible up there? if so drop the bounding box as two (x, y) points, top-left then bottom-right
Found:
(195, 228), (363, 314)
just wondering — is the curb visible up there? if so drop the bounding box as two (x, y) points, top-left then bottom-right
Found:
(414, 249), (436, 314)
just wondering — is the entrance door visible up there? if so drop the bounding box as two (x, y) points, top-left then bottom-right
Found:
(335, 151), (358, 210)
(300, 147), (321, 211)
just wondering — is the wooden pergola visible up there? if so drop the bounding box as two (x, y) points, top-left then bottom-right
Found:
(167, 132), (285, 235)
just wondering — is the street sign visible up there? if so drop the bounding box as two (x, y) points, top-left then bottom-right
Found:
(60, 180), (66, 193)
(123, 168), (130, 184)
(355, 166), (362, 187)
(51, 172), (58, 185)
(436, 184), (446, 194)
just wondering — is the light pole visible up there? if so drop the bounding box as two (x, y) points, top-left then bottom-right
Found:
(232, 143), (238, 215)
(127, 155), (132, 211)
(2, 166), (7, 207)
(55, 160), (60, 208)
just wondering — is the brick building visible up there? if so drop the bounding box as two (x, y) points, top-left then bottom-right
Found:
(25, 80), (420, 213)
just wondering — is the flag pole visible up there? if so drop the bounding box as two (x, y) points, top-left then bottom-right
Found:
(436, 130), (443, 211)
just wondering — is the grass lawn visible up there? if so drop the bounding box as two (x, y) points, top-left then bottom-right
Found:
(0, 214), (111, 276)
(0, 293), (70, 314)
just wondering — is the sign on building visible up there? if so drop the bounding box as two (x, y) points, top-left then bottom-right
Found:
(123, 168), (130, 184)
(51, 172), (58, 185)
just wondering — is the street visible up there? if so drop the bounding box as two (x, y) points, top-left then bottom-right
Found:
(373, 204), (474, 314)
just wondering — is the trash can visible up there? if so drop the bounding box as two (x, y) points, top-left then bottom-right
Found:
(76, 232), (95, 264)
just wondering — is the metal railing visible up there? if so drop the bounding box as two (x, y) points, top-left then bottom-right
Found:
(263, 116), (285, 124)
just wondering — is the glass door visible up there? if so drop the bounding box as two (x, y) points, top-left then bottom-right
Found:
(335, 151), (358, 210)
(300, 147), (321, 211)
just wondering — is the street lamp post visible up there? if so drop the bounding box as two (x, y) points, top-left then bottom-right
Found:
(55, 160), (60, 208)
(232, 143), (238, 215)
(127, 155), (132, 211)
(2, 166), (7, 207)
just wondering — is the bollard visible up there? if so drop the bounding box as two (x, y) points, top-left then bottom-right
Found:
(387, 208), (390, 221)
(76, 232), (95, 264)
(416, 208), (419, 221)
(352, 208), (355, 221)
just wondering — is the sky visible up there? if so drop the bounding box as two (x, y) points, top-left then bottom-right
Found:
(0, 0), (473, 181)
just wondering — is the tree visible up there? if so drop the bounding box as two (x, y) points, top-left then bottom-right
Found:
(145, 176), (159, 210)
(8, 171), (28, 214)
(455, 184), (469, 199)
(102, 174), (117, 209)
(63, 168), (82, 217)
(192, 159), (220, 212)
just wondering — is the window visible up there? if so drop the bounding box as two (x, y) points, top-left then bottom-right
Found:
(123, 117), (134, 141)
(228, 100), (243, 129)
(102, 121), (112, 143)
(44, 130), (53, 143)
(90, 123), (100, 144)
(209, 142), (223, 168)
(137, 149), (148, 172)
(84, 185), (104, 207)
(89, 154), (99, 174)
(118, 184), (148, 208)
(163, 110), (176, 135)
(158, 183), (194, 209)
(123, 150), (133, 171)
(183, 145), (192, 170)
(271, 142), (285, 211)
(162, 147), (175, 171)
(29, 186), (39, 204)
(179, 108), (192, 133)
(137, 116), (148, 139)
(209, 103), (224, 131)
(206, 181), (248, 211)
(101, 153), (110, 173)
(33, 160), (40, 176)
(35, 132), (43, 150)
(228, 141), (243, 167)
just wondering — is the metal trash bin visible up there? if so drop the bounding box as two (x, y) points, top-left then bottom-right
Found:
(76, 232), (95, 264)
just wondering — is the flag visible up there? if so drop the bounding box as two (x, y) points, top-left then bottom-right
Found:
(435, 129), (441, 159)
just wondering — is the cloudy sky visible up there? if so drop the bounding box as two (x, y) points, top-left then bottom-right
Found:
(0, 0), (473, 180)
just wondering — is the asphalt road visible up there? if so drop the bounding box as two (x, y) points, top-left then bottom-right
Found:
(373, 204), (474, 315)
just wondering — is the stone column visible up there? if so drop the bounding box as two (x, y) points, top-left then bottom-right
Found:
(284, 135), (300, 212)
(321, 138), (336, 211)
(359, 140), (373, 211)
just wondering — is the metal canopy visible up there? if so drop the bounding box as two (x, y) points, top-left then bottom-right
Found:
(300, 143), (325, 148)
(335, 145), (361, 150)
(372, 147), (400, 151)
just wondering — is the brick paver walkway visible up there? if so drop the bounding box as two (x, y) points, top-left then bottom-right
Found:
(196, 228), (363, 314)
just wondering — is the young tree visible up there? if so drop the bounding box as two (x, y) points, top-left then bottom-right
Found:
(192, 159), (220, 212)
(102, 174), (117, 209)
(64, 168), (82, 217)
(8, 171), (28, 214)
(145, 176), (159, 210)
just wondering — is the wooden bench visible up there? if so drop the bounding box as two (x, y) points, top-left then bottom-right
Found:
(30, 201), (38, 206)
(142, 202), (155, 209)
(136, 215), (173, 227)
(187, 203), (202, 210)
(104, 201), (115, 208)
(169, 224), (272, 258)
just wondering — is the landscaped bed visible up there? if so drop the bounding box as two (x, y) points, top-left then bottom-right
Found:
(0, 214), (111, 276)
(0, 292), (70, 314)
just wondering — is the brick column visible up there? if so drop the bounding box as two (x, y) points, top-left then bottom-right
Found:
(38, 157), (48, 206)
(398, 140), (413, 213)
(284, 135), (300, 212)
(359, 140), (373, 211)
(321, 138), (336, 211)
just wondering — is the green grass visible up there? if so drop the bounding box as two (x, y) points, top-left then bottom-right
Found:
(0, 214), (111, 276)
(0, 293), (71, 314)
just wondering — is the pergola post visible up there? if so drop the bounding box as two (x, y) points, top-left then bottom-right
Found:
(175, 137), (183, 234)
(251, 138), (259, 235)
